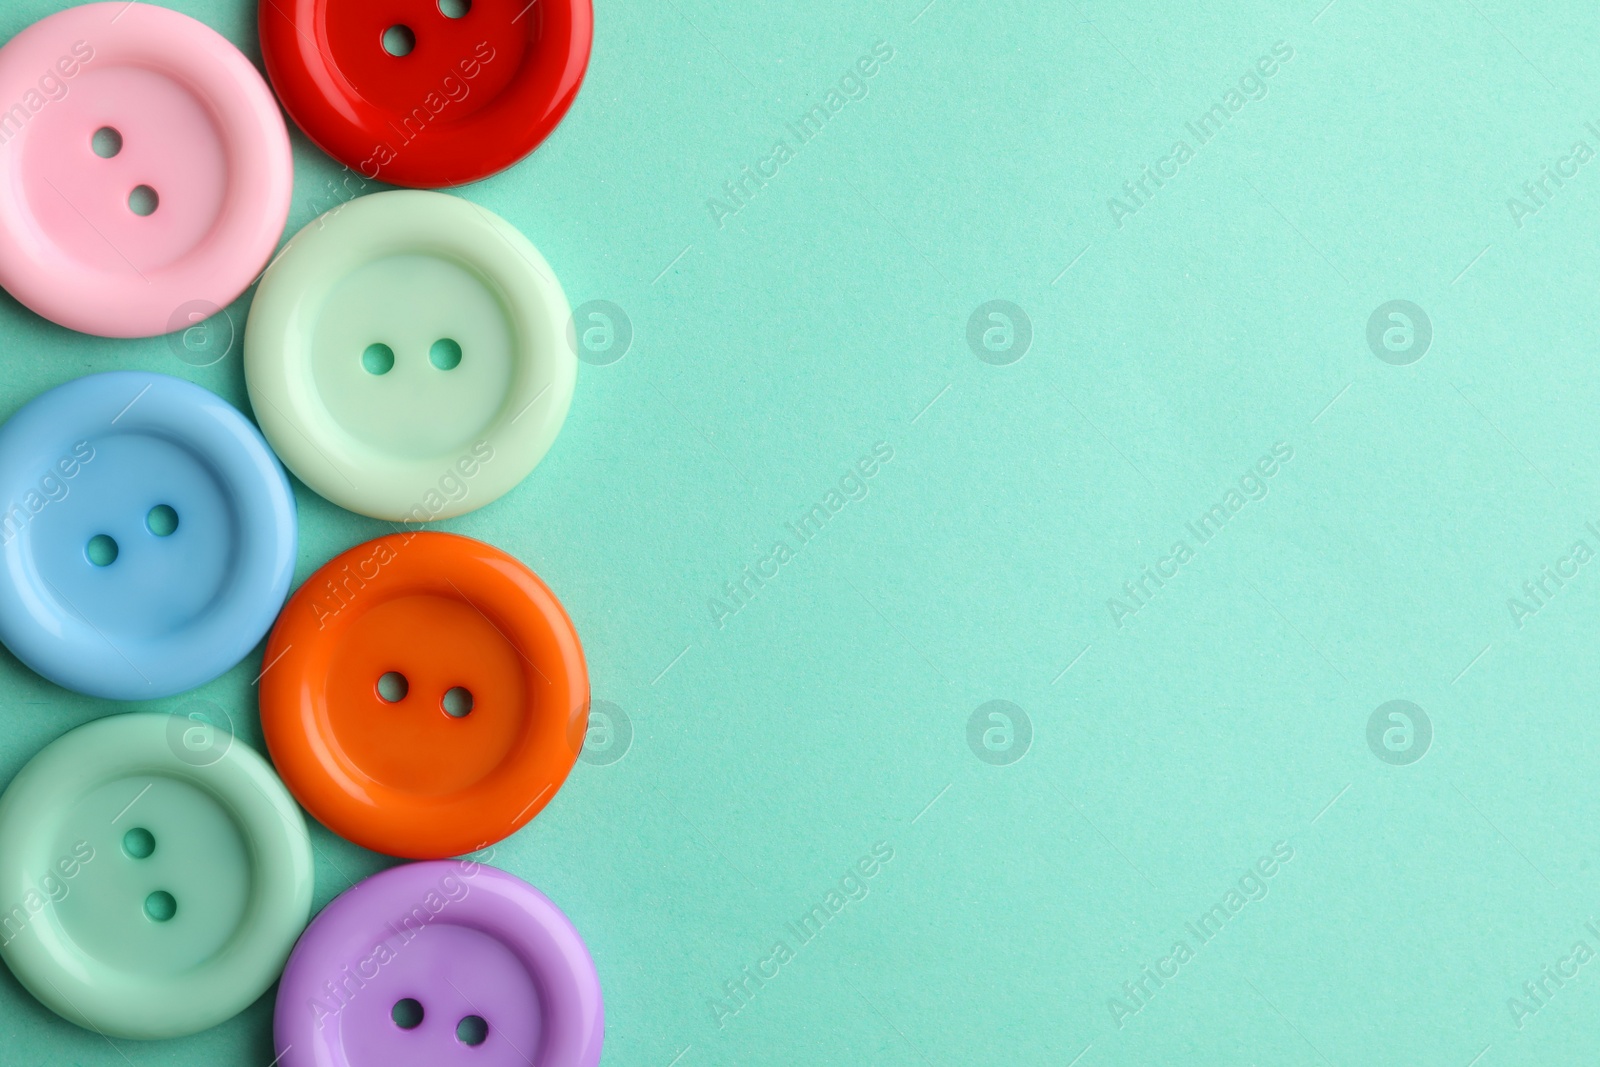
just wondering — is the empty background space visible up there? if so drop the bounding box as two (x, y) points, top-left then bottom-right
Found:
(0, 0), (1596, 1064)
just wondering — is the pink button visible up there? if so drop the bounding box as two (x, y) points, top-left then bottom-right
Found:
(0, 3), (292, 338)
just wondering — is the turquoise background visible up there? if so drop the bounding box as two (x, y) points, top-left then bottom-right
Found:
(2, 0), (1599, 1063)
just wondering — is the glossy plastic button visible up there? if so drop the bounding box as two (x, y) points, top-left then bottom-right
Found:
(0, 712), (314, 1039)
(0, 2), (293, 337)
(260, 0), (592, 188)
(244, 190), (575, 522)
(0, 371), (297, 700)
(260, 532), (588, 858)
(275, 860), (602, 1066)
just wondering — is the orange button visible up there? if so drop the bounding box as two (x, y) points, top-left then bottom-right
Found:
(259, 532), (588, 859)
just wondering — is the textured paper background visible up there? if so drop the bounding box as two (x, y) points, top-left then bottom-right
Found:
(1, 0), (1598, 1064)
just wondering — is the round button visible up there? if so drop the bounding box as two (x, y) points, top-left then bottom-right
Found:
(275, 860), (602, 1067)
(260, 0), (592, 188)
(0, 712), (314, 1040)
(0, 3), (293, 337)
(260, 532), (588, 858)
(244, 190), (575, 522)
(0, 371), (297, 700)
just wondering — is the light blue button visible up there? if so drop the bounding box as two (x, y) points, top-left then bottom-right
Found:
(0, 372), (296, 699)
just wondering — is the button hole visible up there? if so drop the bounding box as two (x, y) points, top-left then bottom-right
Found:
(144, 890), (176, 922)
(392, 998), (424, 1029)
(128, 185), (158, 217)
(456, 1015), (488, 1046)
(146, 504), (178, 537)
(382, 25), (416, 56)
(429, 338), (462, 370)
(122, 827), (154, 859)
(362, 343), (395, 375)
(378, 672), (409, 703)
(86, 534), (118, 567)
(442, 686), (473, 718)
(92, 126), (122, 158)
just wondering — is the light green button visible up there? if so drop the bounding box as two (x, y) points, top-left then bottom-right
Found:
(244, 190), (576, 522)
(0, 713), (313, 1040)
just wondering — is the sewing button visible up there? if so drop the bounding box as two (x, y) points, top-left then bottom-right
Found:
(259, 532), (588, 859)
(244, 190), (575, 523)
(0, 371), (297, 700)
(0, 712), (314, 1039)
(259, 0), (592, 188)
(274, 860), (603, 1067)
(0, 2), (293, 337)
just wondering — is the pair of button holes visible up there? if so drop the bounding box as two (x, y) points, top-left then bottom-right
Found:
(383, 0), (471, 58)
(377, 671), (475, 718)
(86, 505), (180, 568)
(90, 126), (159, 217)
(361, 339), (463, 375)
(392, 998), (488, 1046)
(122, 827), (176, 923)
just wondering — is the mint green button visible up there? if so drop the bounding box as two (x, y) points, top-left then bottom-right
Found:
(0, 713), (313, 1040)
(244, 190), (576, 523)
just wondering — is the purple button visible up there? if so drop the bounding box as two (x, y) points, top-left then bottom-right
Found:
(274, 860), (603, 1067)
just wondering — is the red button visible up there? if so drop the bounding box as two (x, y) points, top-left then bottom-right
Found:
(260, 0), (592, 188)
